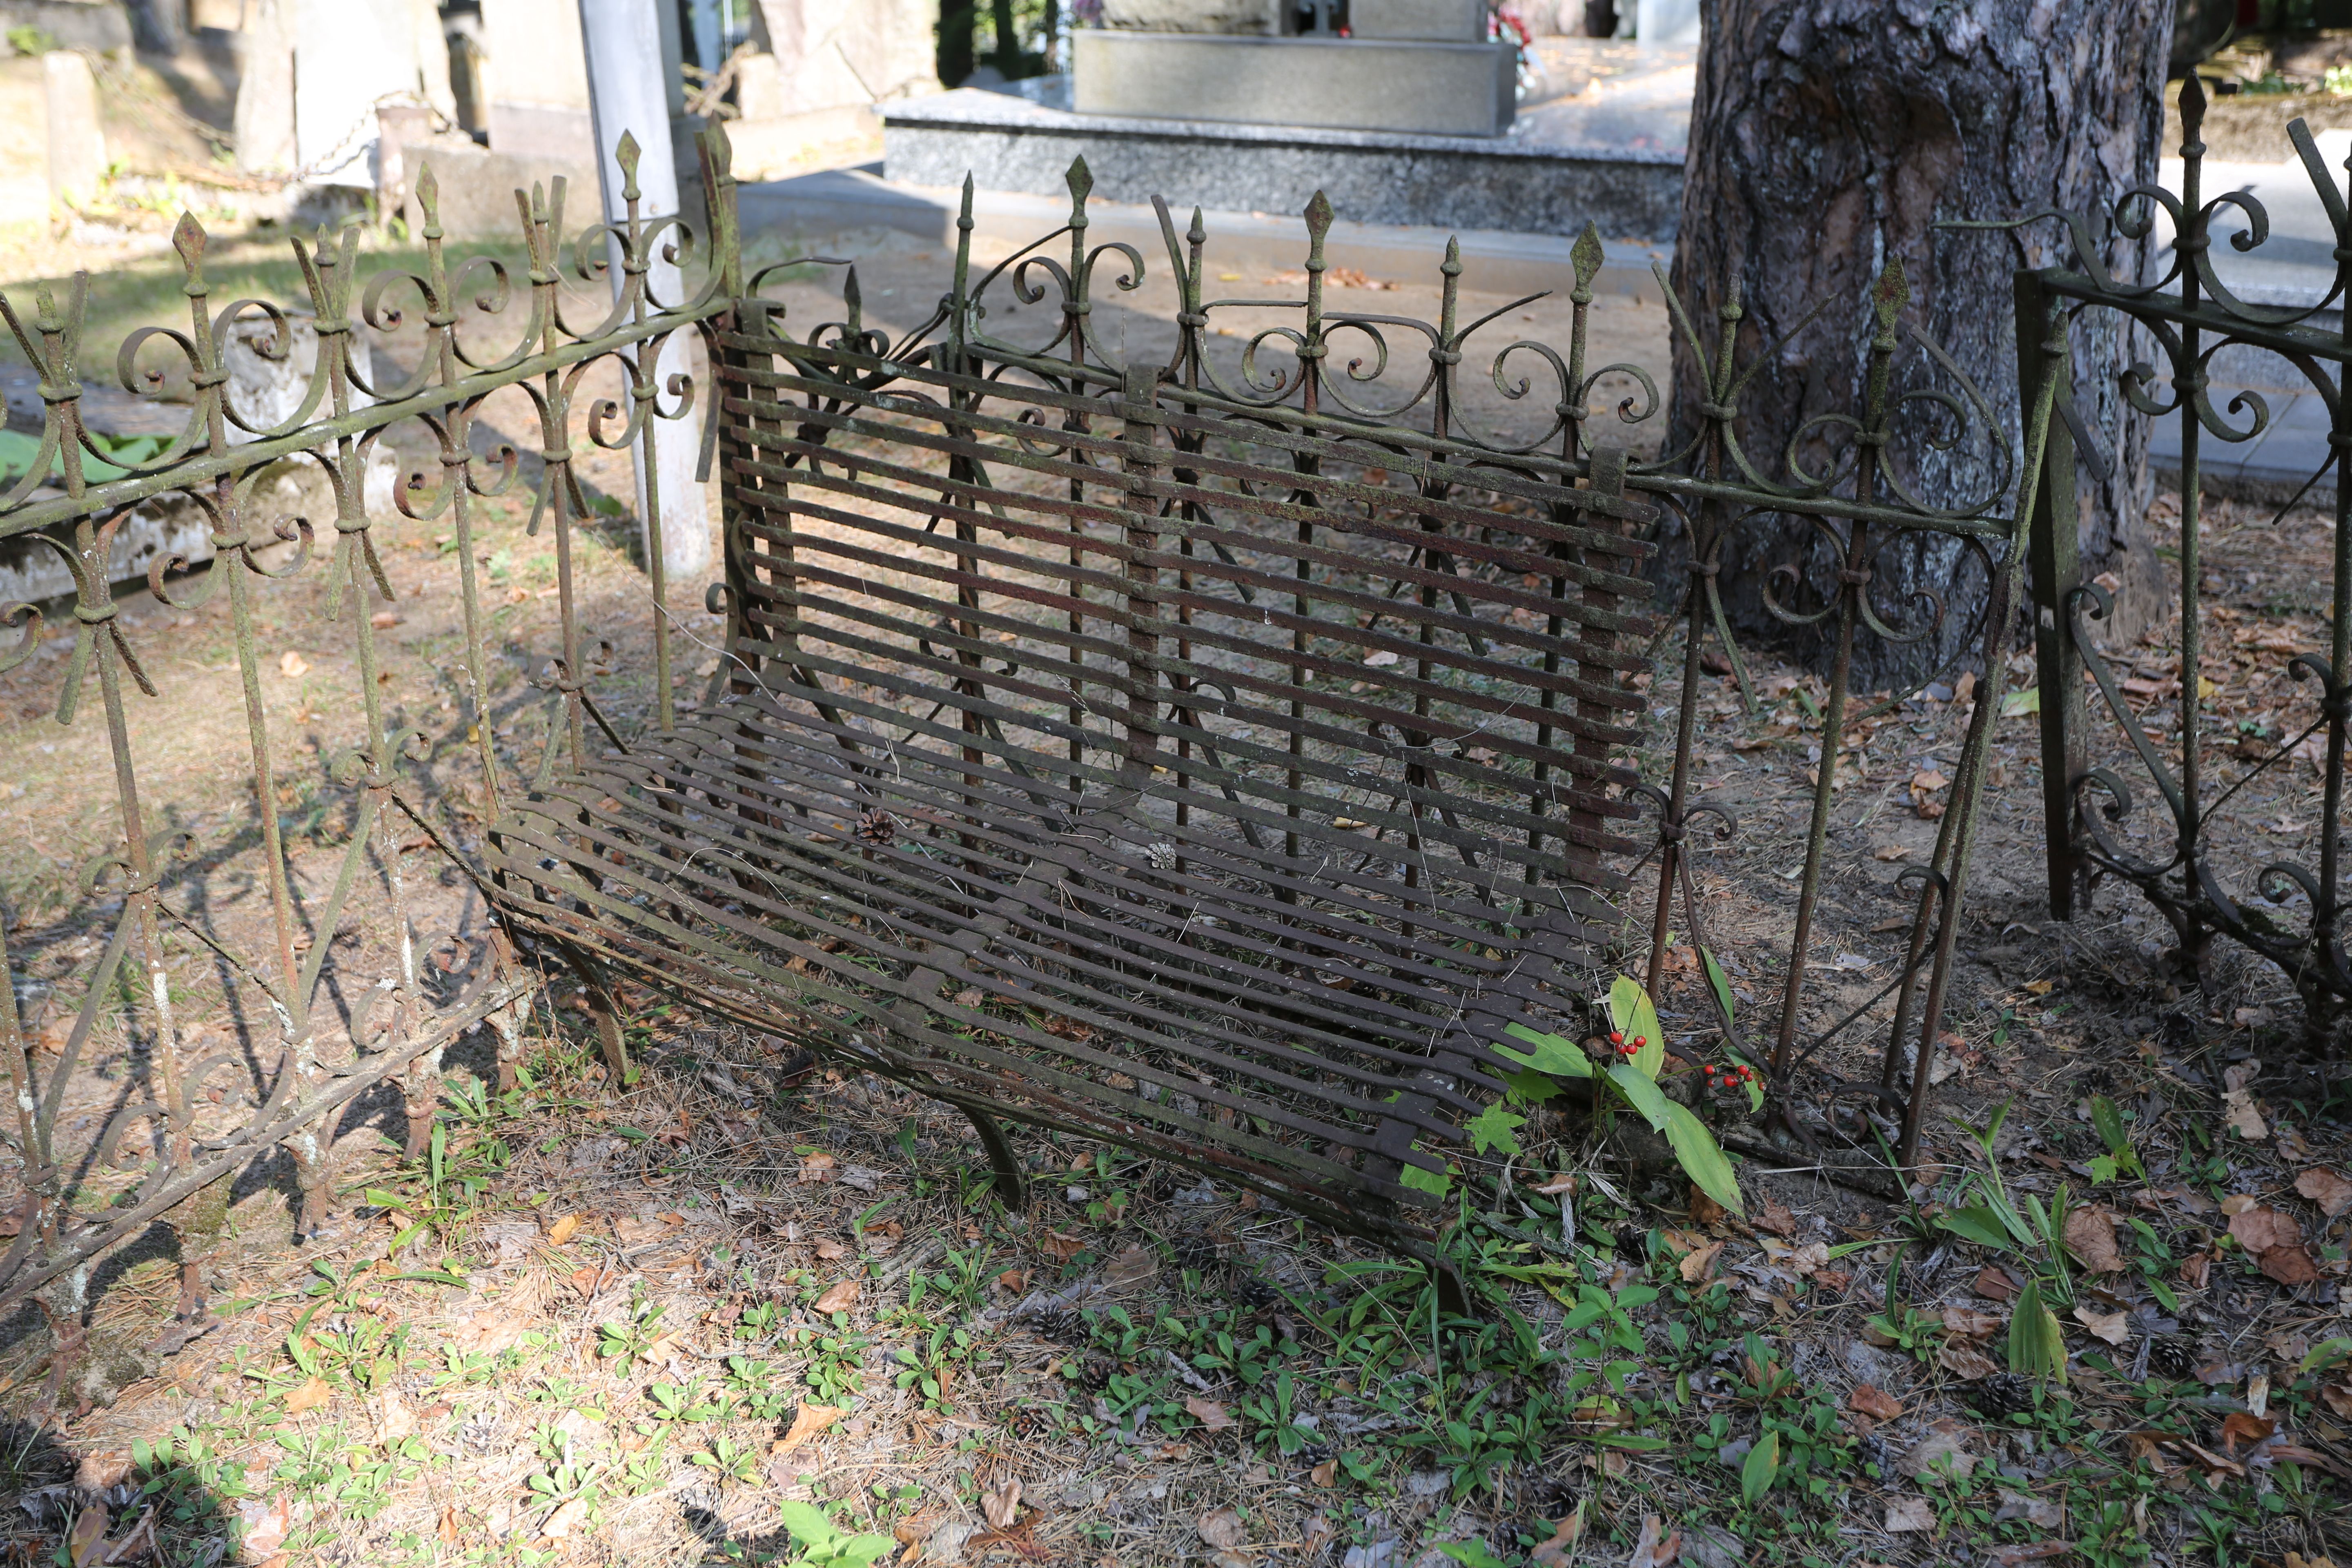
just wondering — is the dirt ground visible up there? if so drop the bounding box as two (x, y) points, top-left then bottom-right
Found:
(1, 58), (2351, 1568)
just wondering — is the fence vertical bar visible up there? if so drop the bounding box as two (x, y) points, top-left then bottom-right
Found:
(2016, 267), (2089, 921)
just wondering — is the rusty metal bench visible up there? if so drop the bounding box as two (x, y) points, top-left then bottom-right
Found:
(486, 160), (1655, 1286)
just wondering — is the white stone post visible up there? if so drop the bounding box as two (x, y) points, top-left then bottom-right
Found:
(43, 51), (106, 210)
(575, 0), (715, 584)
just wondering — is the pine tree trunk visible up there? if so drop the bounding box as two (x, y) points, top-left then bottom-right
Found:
(1666, 1), (2174, 689)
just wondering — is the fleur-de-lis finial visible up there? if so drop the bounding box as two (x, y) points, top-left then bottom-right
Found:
(1304, 190), (1334, 244)
(415, 162), (440, 229)
(616, 129), (642, 202)
(1872, 256), (1909, 334)
(1066, 156), (1094, 216)
(1570, 222), (1604, 302)
(172, 212), (206, 274)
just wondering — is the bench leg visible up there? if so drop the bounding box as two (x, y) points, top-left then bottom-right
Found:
(961, 1105), (1027, 1210)
(1429, 1257), (1470, 1320)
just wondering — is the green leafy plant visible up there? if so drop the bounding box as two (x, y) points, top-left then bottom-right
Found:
(1741, 1428), (1782, 1506)
(773, 1499), (898, 1568)
(691, 1436), (760, 1486)
(2008, 1276), (2067, 1386)
(596, 1296), (666, 1374)
(1497, 976), (1745, 1216)
(2085, 1095), (2143, 1183)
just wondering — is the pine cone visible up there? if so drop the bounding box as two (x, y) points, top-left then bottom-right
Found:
(855, 807), (897, 846)
(1146, 841), (1178, 871)
(1235, 1276), (1281, 1310)
(1296, 1441), (1335, 1469)
(2147, 1334), (2196, 1380)
(1973, 1371), (2036, 1418)
(1613, 1223), (1650, 1264)
(1079, 1352), (1115, 1392)
(1031, 1307), (1089, 1347)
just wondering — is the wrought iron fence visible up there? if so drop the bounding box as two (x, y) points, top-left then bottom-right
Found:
(0, 133), (724, 1406)
(2024, 83), (2352, 1022)
(0, 112), (2076, 1400)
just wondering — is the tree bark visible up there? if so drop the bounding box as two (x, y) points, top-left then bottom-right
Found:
(1665, 0), (2174, 689)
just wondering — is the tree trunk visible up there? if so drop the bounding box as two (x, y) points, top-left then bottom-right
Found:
(1665, 1), (2174, 689)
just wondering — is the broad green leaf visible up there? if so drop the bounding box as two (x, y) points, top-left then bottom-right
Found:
(1399, 1161), (1452, 1198)
(1502, 1067), (1562, 1104)
(1606, 1062), (1671, 1132)
(1700, 946), (1737, 1027)
(2303, 1336), (2352, 1375)
(1607, 975), (1665, 1078)
(1499, 1022), (1592, 1078)
(1661, 1100), (1744, 1217)
(1464, 1103), (1525, 1157)
(2008, 1276), (2067, 1386)
(776, 1500), (837, 1546)
(1935, 1205), (2016, 1251)
(1587, 1432), (1671, 1450)
(1435, 1543), (1512, 1568)
(1740, 1428), (1780, 1506)
(2000, 686), (2040, 717)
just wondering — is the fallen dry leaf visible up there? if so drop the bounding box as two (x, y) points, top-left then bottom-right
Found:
(1972, 1265), (2019, 1302)
(2073, 1305), (2132, 1345)
(1531, 1173), (1578, 1196)
(2260, 1244), (2320, 1285)
(1905, 1419), (1979, 1484)
(278, 650), (309, 678)
(1196, 1506), (1246, 1550)
(1185, 1396), (1235, 1432)
(811, 1280), (859, 1314)
(813, 1238), (849, 1261)
(2063, 1205), (2124, 1273)
(1988, 1545), (2070, 1567)
(1310, 1459), (1338, 1488)
(1755, 1196), (1797, 1237)
(1040, 1230), (1085, 1261)
(2223, 1087), (2269, 1140)
(798, 1152), (836, 1183)
(1678, 1239), (1725, 1283)
(283, 1376), (331, 1414)
(379, 1388), (414, 1443)
(1528, 1508), (1586, 1568)
(1629, 1514), (1681, 1567)
(982, 1477), (1023, 1530)
(1939, 1341), (2000, 1381)
(546, 1214), (580, 1246)
(2230, 1205), (2303, 1258)
(1885, 1495), (1938, 1532)
(2220, 1411), (2277, 1454)
(1994, 1490), (2063, 1529)
(542, 1497), (588, 1540)
(776, 1403), (843, 1454)
(2296, 1166), (2352, 1219)
(1942, 1307), (2005, 1341)
(1851, 1384), (1904, 1422)
(996, 1268), (1029, 1294)
(1105, 1244), (1158, 1288)
(66, 1503), (105, 1568)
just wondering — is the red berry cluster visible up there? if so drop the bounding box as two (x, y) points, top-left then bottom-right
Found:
(1708, 1062), (1758, 1091)
(1607, 1031), (1645, 1058)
